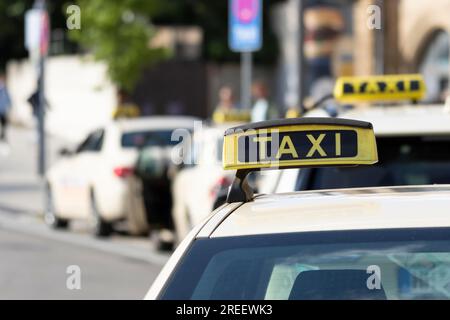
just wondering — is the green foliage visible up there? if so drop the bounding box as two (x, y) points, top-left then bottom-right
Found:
(0, 0), (283, 87)
(70, 0), (171, 91)
(70, 0), (282, 90)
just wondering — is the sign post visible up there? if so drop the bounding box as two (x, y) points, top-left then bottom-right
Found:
(229, 0), (262, 110)
(25, 0), (49, 177)
(38, 7), (49, 178)
(25, 0), (49, 220)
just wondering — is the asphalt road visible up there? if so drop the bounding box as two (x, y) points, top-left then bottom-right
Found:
(0, 227), (161, 299)
(0, 126), (168, 299)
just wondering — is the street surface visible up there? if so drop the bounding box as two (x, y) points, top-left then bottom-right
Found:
(0, 126), (167, 299)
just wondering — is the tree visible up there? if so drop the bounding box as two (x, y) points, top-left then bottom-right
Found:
(70, 0), (284, 91)
(70, 0), (172, 92)
(0, 0), (283, 89)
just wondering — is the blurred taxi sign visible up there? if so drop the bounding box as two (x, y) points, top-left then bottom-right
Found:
(213, 109), (251, 124)
(334, 74), (426, 103)
(223, 118), (378, 170)
(285, 108), (302, 119)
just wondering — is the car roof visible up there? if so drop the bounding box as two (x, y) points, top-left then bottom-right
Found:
(199, 122), (246, 133)
(209, 185), (450, 238)
(108, 116), (200, 132)
(193, 122), (246, 142)
(341, 104), (450, 136)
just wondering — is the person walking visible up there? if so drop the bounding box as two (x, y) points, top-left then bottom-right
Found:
(250, 81), (278, 123)
(0, 74), (11, 142)
(27, 89), (50, 119)
(212, 86), (237, 123)
(112, 89), (140, 120)
(212, 85), (252, 123)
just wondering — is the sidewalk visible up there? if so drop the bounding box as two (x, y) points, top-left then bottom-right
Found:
(0, 125), (68, 216)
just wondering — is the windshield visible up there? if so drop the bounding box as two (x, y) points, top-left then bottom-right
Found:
(121, 130), (180, 148)
(160, 228), (450, 300)
(298, 136), (450, 190)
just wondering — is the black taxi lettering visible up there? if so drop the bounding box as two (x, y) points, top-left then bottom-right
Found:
(238, 130), (356, 163)
(342, 80), (420, 95)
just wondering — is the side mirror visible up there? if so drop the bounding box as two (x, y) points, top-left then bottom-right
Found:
(58, 148), (73, 157)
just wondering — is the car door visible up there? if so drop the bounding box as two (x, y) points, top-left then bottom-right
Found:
(186, 132), (226, 224)
(59, 129), (105, 218)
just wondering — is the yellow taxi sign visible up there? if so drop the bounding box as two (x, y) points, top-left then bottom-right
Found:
(212, 110), (251, 124)
(334, 74), (426, 103)
(285, 108), (302, 119)
(223, 118), (378, 171)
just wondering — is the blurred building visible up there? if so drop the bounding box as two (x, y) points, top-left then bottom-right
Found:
(273, 0), (450, 108)
(353, 0), (450, 102)
(133, 25), (274, 118)
(272, 0), (354, 110)
(7, 56), (116, 142)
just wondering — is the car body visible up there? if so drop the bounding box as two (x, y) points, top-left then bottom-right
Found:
(262, 104), (450, 194)
(147, 75), (449, 300)
(146, 185), (450, 300)
(171, 123), (242, 242)
(126, 145), (175, 238)
(45, 116), (198, 236)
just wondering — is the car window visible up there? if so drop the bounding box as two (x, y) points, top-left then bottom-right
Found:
(297, 135), (450, 191)
(76, 129), (104, 153)
(121, 130), (183, 148)
(160, 228), (450, 300)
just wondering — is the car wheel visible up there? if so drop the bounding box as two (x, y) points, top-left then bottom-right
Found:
(44, 184), (69, 229)
(90, 191), (113, 237)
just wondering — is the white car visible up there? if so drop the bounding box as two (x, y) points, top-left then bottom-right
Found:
(260, 73), (449, 194)
(45, 116), (198, 237)
(264, 104), (450, 194)
(148, 185), (450, 300)
(171, 123), (242, 243)
(146, 118), (450, 300)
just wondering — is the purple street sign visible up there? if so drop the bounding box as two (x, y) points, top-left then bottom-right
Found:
(233, 0), (259, 23)
(229, 0), (262, 52)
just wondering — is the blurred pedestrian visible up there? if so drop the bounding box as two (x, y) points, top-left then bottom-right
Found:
(112, 89), (140, 120)
(212, 86), (237, 123)
(27, 89), (50, 118)
(0, 73), (11, 142)
(250, 81), (278, 123)
(214, 86), (236, 111)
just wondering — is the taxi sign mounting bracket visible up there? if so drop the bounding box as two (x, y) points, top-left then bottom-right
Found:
(223, 117), (378, 204)
(226, 169), (254, 203)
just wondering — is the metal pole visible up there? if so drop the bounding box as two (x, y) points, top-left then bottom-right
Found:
(35, 0), (46, 177)
(241, 51), (253, 110)
(37, 51), (45, 176)
(297, 0), (305, 114)
(374, 0), (384, 75)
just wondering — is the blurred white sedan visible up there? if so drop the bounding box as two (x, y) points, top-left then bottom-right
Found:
(262, 104), (450, 195)
(171, 123), (243, 243)
(45, 116), (198, 237)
